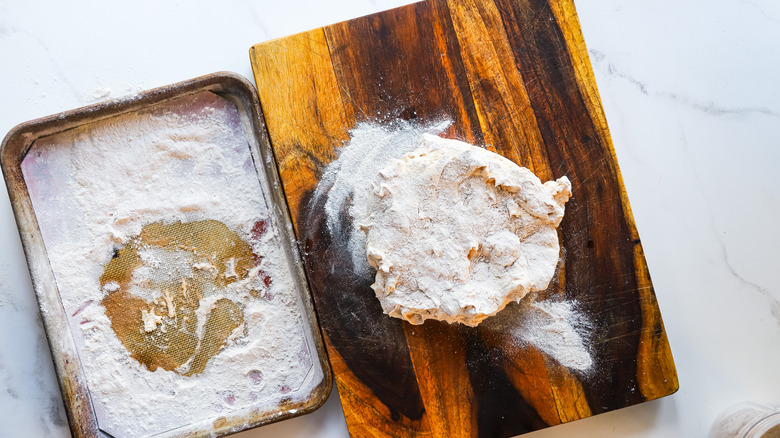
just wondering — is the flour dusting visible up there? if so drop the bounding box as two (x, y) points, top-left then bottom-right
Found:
(483, 298), (594, 372)
(313, 119), (451, 277)
(361, 134), (572, 327)
(522, 300), (593, 371)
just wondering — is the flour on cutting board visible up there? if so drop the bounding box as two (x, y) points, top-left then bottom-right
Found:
(482, 298), (593, 372)
(21, 91), (315, 438)
(314, 119), (452, 278)
(313, 120), (592, 372)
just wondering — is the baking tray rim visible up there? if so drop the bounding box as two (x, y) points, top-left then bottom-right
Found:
(0, 71), (333, 438)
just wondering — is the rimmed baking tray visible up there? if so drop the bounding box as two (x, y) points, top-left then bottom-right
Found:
(0, 72), (331, 438)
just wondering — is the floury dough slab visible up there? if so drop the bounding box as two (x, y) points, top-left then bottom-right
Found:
(361, 134), (572, 326)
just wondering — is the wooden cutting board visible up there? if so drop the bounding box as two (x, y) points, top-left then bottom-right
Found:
(249, 0), (679, 436)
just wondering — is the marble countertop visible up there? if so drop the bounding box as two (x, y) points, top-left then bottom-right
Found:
(1, 0), (778, 437)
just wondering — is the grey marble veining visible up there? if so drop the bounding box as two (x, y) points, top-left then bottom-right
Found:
(592, 51), (778, 118)
(1, 0), (779, 437)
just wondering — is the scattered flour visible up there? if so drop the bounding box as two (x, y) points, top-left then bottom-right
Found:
(82, 84), (146, 104)
(482, 298), (594, 372)
(313, 120), (592, 371)
(86, 85), (112, 102)
(21, 91), (317, 437)
(313, 119), (452, 278)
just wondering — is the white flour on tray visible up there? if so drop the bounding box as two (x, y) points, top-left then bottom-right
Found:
(22, 91), (315, 437)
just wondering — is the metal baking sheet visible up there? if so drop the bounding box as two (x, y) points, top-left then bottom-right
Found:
(0, 72), (331, 438)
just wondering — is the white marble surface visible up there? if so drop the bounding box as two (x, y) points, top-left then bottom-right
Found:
(1, 0), (779, 437)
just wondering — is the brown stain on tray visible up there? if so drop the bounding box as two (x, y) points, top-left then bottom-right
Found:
(101, 219), (259, 376)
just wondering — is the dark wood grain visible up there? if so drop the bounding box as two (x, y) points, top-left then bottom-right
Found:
(492, 0), (646, 413)
(250, 0), (678, 436)
(325, 0), (484, 143)
(298, 187), (428, 426)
